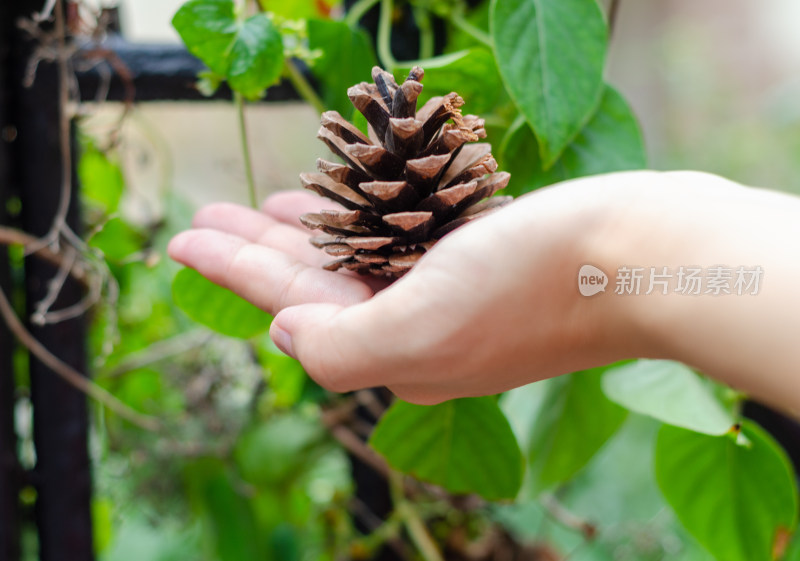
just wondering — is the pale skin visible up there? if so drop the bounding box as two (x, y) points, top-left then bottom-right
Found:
(167, 171), (800, 416)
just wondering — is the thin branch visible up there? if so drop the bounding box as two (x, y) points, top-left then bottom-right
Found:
(449, 11), (492, 48)
(540, 493), (598, 540)
(32, 245), (76, 323)
(354, 505), (408, 558)
(0, 225), (106, 325)
(328, 424), (390, 478)
(234, 91), (258, 209)
(0, 226), (87, 284)
(0, 285), (161, 432)
(35, 274), (102, 325)
(377, 0), (399, 71)
(355, 389), (387, 420)
(20, 0), (95, 305)
(345, 0), (380, 28)
(608, 0), (621, 40)
(99, 330), (214, 379)
(413, 5), (434, 60)
(51, 0), (74, 241)
(389, 471), (445, 561)
(286, 58), (326, 114)
(33, 0), (58, 22)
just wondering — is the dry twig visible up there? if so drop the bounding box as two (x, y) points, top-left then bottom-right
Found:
(0, 285), (160, 431)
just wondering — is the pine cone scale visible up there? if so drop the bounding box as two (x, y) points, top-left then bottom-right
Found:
(301, 66), (512, 278)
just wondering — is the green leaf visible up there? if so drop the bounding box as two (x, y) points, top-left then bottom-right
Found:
(656, 421), (798, 561)
(92, 498), (114, 554)
(259, 0), (335, 19)
(106, 366), (186, 416)
(601, 360), (736, 435)
(370, 397), (524, 500)
(173, 0), (237, 76)
(100, 517), (204, 561)
(184, 458), (265, 561)
(783, 530), (800, 561)
(172, 0), (284, 99)
(526, 367), (628, 493)
(172, 267), (272, 338)
(491, 0), (607, 167)
(444, 1), (491, 53)
(89, 217), (146, 263)
(307, 19), (377, 119)
(79, 141), (124, 214)
(500, 86), (645, 196)
(235, 414), (325, 486)
(257, 339), (308, 408)
(394, 49), (504, 115)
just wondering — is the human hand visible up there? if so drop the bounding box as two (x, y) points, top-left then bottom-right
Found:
(167, 172), (648, 404)
(169, 170), (800, 411)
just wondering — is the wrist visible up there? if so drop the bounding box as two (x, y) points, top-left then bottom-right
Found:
(571, 171), (676, 366)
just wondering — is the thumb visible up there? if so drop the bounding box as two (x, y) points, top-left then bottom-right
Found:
(271, 303), (376, 393)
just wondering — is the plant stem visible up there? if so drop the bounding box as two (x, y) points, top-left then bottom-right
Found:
(358, 511), (404, 554)
(286, 59), (326, 114)
(540, 493), (598, 540)
(232, 0), (258, 208)
(450, 11), (492, 48)
(499, 112), (527, 156)
(345, 0), (380, 28)
(234, 92), (258, 209)
(414, 5), (434, 60)
(608, 0), (621, 39)
(377, 0), (399, 71)
(388, 471), (445, 561)
(52, 0), (72, 238)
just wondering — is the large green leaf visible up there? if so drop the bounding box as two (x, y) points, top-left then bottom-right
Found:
(525, 367), (628, 493)
(656, 421), (798, 561)
(394, 49), (504, 115)
(307, 19), (377, 119)
(601, 360), (736, 435)
(370, 397), (524, 500)
(172, 0), (284, 99)
(172, 267), (272, 338)
(500, 86), (645, 196)
(491, 0), (607, 167)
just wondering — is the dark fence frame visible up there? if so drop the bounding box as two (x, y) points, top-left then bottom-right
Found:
(0, 1), (404, 560)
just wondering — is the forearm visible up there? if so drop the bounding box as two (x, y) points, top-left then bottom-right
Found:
(588, 171), (800, 415)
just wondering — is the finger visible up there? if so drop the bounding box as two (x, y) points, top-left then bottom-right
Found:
(271, 271), (440, 391)
(262, 190), (343, 229)
(386, 383), (454, 406)
(192, 202), (327, 267)
(192, 202), (393, 292)
(271, 303), (378, 392)
(167, 229), (374, 315)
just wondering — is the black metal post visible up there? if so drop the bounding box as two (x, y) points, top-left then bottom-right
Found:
(1, 0), (22, 558)
(9, 1), (93, 559)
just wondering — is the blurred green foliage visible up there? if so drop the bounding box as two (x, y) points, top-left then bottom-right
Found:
(15, 0), (793, 560)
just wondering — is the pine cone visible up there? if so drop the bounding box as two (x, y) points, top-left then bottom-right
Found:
(300, 66), (512, 278)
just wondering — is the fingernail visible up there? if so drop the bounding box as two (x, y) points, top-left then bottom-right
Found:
(271, 324), (295, 358)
